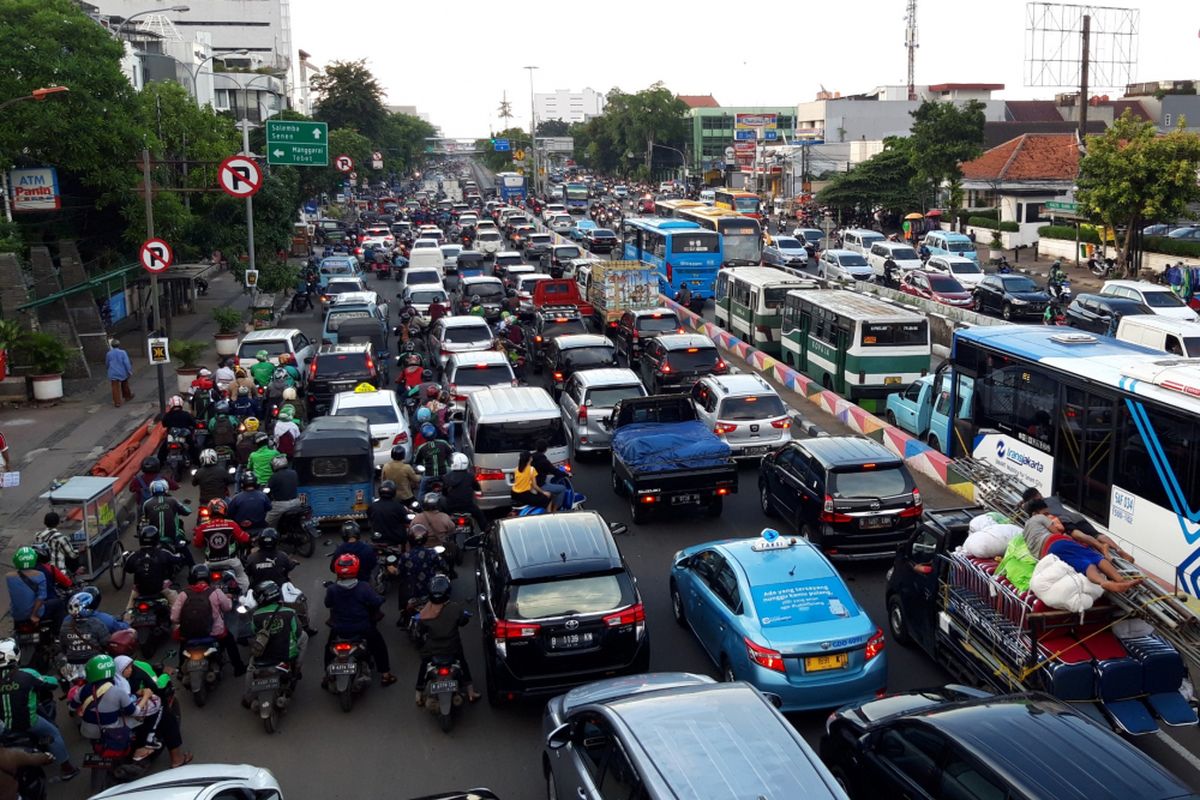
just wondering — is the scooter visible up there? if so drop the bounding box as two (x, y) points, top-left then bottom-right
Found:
(514, 475), (586, 516)
(164, 428), (192, 483)
(275, 503), (318, 558)
(179, 569), (239, 707)
(417, 656), (468, 733)
(127, 594), (172, 658)
(325, 634), (373, 713)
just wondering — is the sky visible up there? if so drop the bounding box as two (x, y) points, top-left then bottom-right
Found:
(290, 0), (1196, 138)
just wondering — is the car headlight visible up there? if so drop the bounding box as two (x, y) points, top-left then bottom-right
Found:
(1010, 297), (1028, 305)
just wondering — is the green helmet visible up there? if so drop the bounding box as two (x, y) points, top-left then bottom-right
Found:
(277, 411), (292, 422)
(256, 349), (270, 361)
(12, 547), (36, 570)
(85, 654), (116, 684)
(279, 404), (295, 418)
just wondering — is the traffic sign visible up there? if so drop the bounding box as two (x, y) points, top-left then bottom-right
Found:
(493, 139), (510, 152)
(735, 130), (757, 141)
(514, 148), (526, 162)
(372, 151), (382, 161)
(265, 120), (329, 166)
(349, 172), (357, 182)
(139, 238), (173, 274)
(147, 337), (170, 365)
(335, 154), (354, 173)
(217, 155), (262, 198)
(724, 146), (736, 159)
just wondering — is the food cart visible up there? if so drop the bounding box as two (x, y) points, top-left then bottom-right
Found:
(39, 476), (127, 589)
(250, 292), (277, 330)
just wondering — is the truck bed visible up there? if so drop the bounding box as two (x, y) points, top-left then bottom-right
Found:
(611, 419), (738, 498)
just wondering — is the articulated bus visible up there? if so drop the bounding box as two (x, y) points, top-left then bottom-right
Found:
(932, 325), (1200, 597)
(678, 205), (763, 266)
(620, 217), (722, 300)
(653, 199), (704, 218)
(494, 172), (526, 202)
(781, 289), (930, 411)
(713, 188), (762, 220)
(713, 266), (818, 356)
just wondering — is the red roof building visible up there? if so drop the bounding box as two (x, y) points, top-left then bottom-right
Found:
(678, 95), (720, 109)
(961, 133), (1080, 184)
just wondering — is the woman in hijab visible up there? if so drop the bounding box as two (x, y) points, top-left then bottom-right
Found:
(114, 655), (192, 768)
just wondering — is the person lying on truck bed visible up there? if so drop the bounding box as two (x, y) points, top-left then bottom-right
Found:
(1020, 487), (1134, 562)
(1023, 502), (1141, 593)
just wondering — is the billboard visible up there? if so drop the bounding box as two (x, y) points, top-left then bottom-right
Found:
(8, 167), (60, 212)
(734, 113), (778, 130)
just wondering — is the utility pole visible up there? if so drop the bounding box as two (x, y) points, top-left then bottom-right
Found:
(524, 67), (538, 197)
(498, 92), (513, 126)
(236, 120), (257, 275)
(142, 147), (166, 412)
(1078, 14), (1091, 142)
(905, 0), (919, 102)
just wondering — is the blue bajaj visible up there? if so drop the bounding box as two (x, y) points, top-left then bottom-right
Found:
(292, 416), (374, 523)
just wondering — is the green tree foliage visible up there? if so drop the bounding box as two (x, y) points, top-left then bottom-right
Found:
(311, 128), (373, 195)
(816, 138), (922, 213)
(536, 119), (571, 137)
(312, 60), (387, 142)
(569, 85), (687, 178)
(907, 99), (986, 200)
(1077, 111), (1200, 272)
(474, 127), (530, 174)
(379, 113), (437, 174)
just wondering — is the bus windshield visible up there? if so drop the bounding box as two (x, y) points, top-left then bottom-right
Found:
(722, 231), (762, 264)
(734, 197), (759, 214)
(671, 233), (720, 254)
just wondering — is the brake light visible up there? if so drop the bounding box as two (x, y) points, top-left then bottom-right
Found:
(577, 405), (588, 424)
(686, 347), (699, 353)
(771, 418), (791, 429)
(659, 361), (671, 374)
(392, 432), (408, 445)
(333, 642), (353, 655)
(137, 602), (150, 612)
(631, 330), (639, 341)
(603, 603), (645, 627)
(865, 628), (885, 661)
(716, 486), (731, 495)
(198, 507), (211, 521)
(437, 667), (450, 676)
(821, 494), (853, 524)
(309, 361), (318, 379)
(475, 467), (505, 481)
(714, 422), (737, 434)
(494, 619), (540, 640)
(534, 335), (543, 343)
(744, 637), (785, 673)
(639, 495), (657, 504)
(210, 571), (222, 582)
(715, 359), (727, 372)
(553, 371), (563, 382)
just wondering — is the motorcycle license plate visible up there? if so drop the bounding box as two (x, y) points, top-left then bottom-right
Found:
(83, 754), (114, 768)
(16, 633), (37, 645)
(132, 613), (157, 625)
(548, 632), (594, 650)
(671, 494), (700, 506)
(251, 675), (281, 692)
(427, 679), (458, 695)
(327, 662), (357, 676)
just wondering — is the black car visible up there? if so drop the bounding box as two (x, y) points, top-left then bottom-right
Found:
(1065, 293), (1152, 334)
(583, 228), (618, 254)
(475, 511), (645, 703)
(613, 307), (683, 364)
(971, 274), (1051, 320)
(820, 688), (1198, 800)
(637, 333), (726, 394)
(306, 343), (384, 414)
(525, 307), (589, 371)
(545, 334), (617, 398)
(758, 436), (921, 560)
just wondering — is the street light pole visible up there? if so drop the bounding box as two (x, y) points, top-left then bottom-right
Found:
(236, 121), (257, 278)
(524, 66), (538, 197)
(0, 87), (69, 223)
(186, 49), (250, 108)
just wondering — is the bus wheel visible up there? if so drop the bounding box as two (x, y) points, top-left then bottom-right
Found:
(821, 374), (833, 391)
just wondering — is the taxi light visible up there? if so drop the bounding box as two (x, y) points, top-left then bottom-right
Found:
(771, 418), (791, 429)
(333, 642), (353, 655)
(495, 620), (540, 640)
(602, 603), (645, 627)
(865, 628), (886, 661)
(744, 637), (785, 673)
(714, 422), (738, 434)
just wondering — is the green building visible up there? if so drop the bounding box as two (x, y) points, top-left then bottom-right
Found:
(681, 96), (797, 185)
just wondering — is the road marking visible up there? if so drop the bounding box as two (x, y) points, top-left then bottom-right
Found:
(1, 419), (34, 427)
(1154, 729), (1200, 776)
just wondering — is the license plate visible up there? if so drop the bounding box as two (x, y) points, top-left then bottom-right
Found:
(805, 653), (849, 672)
(83, 754), (114, 768)
(327, 662), (357, 676)
(671, 494), (700, 506)
(427, 679), (458, 694)
(744, 446), (769, 456)
(548, 632), (595, 650)
(884, 376), (902, 385)
(16, 634), (37, 645)
(860, 516), (895, 530)
(251, 675), (281, 691)
(131, 613), (157, 626)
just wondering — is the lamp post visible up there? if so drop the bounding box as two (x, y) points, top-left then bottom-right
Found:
(186, 49), (250, 108)
(523, 66), (538, 197)
(0, 87), (70, 223)
(652, 143), (687, 187)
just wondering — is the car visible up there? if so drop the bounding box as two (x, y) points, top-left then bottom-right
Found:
(559, 367), (646, 454)
(454, 250), (486, 278)
(758, 436), (922, 560)
(474, 229), (503, 256)
(1064, 293), (1152, 334)
(492, 251), (525, 279)
(819, 249), (873, 281)
(670, 529), (885, 712)
(612, 184), (628, 198)
(926, 254), (984, 288)
(330, 385), (411, 464)
(541, 203), (567, 223)
(545, 334), (618, 398)
(321, 293), (387, 345)
(320, 275), (368, 310)
(543, 673), (846, 800)
(820, 688), (1199, 800)
(549, 214), (574, 233)
(511, 224), (537, 247)
(548, 244), (583, 274)
(971, 274), (1051, 320)
(456, 275), (506, 320)
(443, 350), (517, 410)
(401, 285), (450, 322)
(399, 266), (444, 294)
(899, 270), (973, 307)
(513, 273), (554, 312)
(582, 227), (617, 254)
(523, 232), (554, 262)
(236, 328), (315, 372)
(89, 763), (284, 800)
(475, 511), (646, 703)
(689, 374), (792, 459)
(569, 218), (598, 242)
(411, 237), (442, 252)
(417, 226), (444, 244)
(306, 342), (385, 415)
(439, 244), (463, 268)
(1100, 279), (1199, 321)
(867, 242), (923, 278)
(638, 333), (727, 394)
(763, 236), (810, 269)
(426, 315), (495, 371)
(1166, 226), (1200, 240)
(526, 306), (590, 368)
(792, 227), (825, 250)
(612, 307), (683, 365)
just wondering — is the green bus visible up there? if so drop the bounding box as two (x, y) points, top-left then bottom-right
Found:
(713, 267), (818, 356)
(781, 289), (930, 411)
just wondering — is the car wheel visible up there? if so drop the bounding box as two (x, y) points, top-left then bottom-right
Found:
(800, 523), (819, 542)
(485, 656), (502, 707)
(759, 482), (777, 517)
(706, 496), (724, 517)
(670, 581), (687, 627)
(610, 469), (623, 496)
(885, 410), (897, 426)
(887, 594), (913, 646)
(1002, 303), (1014, 321)
(630, 494), (650, 524)
(973, 296), (984, 312)
(829, 766), (855, 796)
(926, 433), (941, 452)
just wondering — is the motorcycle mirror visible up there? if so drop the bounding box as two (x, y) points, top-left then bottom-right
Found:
(406, 513), (416, 521)
(262, 487), (271, 495)
(236, 605), (248, 615)
(189, 468), (197, 477)
(416, 465), (427, 474)
(608, 522), (630, 537)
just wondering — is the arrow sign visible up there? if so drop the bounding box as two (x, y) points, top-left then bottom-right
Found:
(140, 238), (173, 274)
(265, 120), (328, 166)
(218, 155), (262, 198)
(335, 154), (354, 173)
(312, 128), (323, 140)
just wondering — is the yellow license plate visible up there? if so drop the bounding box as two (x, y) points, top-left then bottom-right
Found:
(805, 653), (848, 672)
(884, 376), (902, 385)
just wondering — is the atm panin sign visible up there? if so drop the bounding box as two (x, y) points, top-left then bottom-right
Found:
(9, 167), (61, 212)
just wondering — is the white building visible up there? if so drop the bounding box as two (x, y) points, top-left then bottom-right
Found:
(534, 88), (605, 124)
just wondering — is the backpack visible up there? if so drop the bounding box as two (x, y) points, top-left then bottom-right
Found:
(178, 586), (215, 640)
(212, 414), (235, 444)
(132, 551), (159, 590)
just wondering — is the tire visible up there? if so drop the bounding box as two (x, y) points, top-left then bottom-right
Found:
(263, 707), (279, 734)
(109, 538), (126, 590)
(821, 374), (833, 391)
(438, 712), (454, 733)
(926, 434), (941, 453)
(630, 495), (649, 524)
(1002, 303), (1014, 321)
(339, 689), (354, 713)
(670, 581), (686, 627)
(759, 483), (776, 518)
(829, 766), (855, 796)
(192, 685), (208, 708)
(800, 523), (818, 542)
(485, 659), (502, 707)
(610, 469), (623, 497)
(887, 595), (913, 646)
(885, 410), (897, 426)
(295, 531), (315, 559)
(706, 496), (723, 517)
(90, 765), (109, 793)
(973, 296), (984, 313)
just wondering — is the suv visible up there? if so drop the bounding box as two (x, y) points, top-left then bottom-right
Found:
(306, 343), (384, 415)
(526, 306), (589, 369)
(1065, 293), (1151, 334)
(475, 510), (645, 703)
(559, 368), (646, 454)
(637, 333), (726, 394)
(544, 334), (617, 399)
(758, 436), (921, 560)
(236, 328), (315, 373)
(523, 232), (554, 262)
(689, 374), (791, 459)
(613, 307), (683, 364)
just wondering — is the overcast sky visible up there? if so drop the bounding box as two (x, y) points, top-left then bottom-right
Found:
(291, 0), (1193, 137)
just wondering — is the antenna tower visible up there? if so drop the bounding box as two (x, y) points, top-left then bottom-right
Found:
(905, 0), (919, 101)
(498, 91), (513, 125)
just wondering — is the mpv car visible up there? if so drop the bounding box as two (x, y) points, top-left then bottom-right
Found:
(236, 328), (315, 372)
(476, 511), (645, 703)
(559, 368), (646, 455)
(462, 386), (569, 510)
(819, 249), (874, 281)
(1065, 293), (1151, 334)
(426, 315), (495, 371)
(689, 374), (791, 459)
(972, 274), (1050, 320)
(613, 307), (683, 363)
(544, 334), (617, 399)
(443, 350), (517, 411)
(637, 334), (726, 394)
(306, 343), (384, 415)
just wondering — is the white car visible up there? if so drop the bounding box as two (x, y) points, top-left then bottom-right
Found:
(475, 229), (503, 256)
(866, 241), (923, 277)
(444, 350), (517, 410)
(89, 763), (283, 800)
(549, 214), (574, 233)
(427, 315), (496, 369)
(927, 255), (985, 288)
(1100, 279), (1199, 321)
(440, 243), (463, 268)
(542, 203), (567, 222)
(330, 386), (411, 464)
(400, 266), (445, 294)
(818, 249), (874, 282)
(417, 225), (444, 243)
(236, 328), (315, 372)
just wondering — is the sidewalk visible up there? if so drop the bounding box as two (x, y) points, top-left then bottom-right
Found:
(997, 246), (1108, 294)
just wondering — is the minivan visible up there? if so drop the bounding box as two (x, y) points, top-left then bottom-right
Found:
(559, 368), (646, 454)
(841, 228), (886, 258)
(866, 241), (923, 278)
(923, 230), (978, 263)
(1115, 314), (1200, 356)
(463, 387), (570, 510)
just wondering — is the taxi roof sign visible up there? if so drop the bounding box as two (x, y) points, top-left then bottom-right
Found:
(750, 528), (799, 552)
(353, 382), (377, 393)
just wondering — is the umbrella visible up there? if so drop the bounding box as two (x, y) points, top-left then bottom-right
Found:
(904, 212), (924, 220)
(925, 209), (943, 217)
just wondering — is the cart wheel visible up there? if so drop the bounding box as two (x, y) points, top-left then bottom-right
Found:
(109, 538), (127, 590)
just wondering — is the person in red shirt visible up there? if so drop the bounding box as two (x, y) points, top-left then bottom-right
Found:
(0, 430), (9, 472)
(191, 499), (251, 592)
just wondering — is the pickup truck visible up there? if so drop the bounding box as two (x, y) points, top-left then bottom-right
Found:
(606, 394), (737, 524)
(883, 371), (973, 453)
(585, 261), (658, 330)
(529, 278), (595, 318)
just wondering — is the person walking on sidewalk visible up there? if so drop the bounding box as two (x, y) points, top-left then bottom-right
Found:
(106, 339), (134, 408)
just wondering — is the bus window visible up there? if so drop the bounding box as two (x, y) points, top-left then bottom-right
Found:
(715, 272), (730, 301)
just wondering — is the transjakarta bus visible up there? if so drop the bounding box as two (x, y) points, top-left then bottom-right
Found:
(495, 172), (526, 202)
(932, 325), (1200, 597)
(678, 205), (763, 266)
(781, 289), (930, 411)
(563, 182), (590, 214)
(653, 198), (704, 219)
(620, 217), (722, 300)
(713, 188), (762, 220)
(713, 266), (818, 356)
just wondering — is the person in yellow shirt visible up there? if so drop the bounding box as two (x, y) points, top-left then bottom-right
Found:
(510, 451), (551, 511)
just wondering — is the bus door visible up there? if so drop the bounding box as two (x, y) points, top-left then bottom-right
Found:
(1056, 385), (1117, 521)
(714, 272), (732, 328)
(797, 310), (812, 370)
(833, 324), (851, 393)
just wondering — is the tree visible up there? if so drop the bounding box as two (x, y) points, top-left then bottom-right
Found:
(1077, 111), (1200, 274)
(568, 85), (686, 178)
(536, 119), (570, 137)
(817, 138), (922, 213)
(379, 113), (436, 174)
(908, 99), (986, 204)
(312, 60), (387, 142)
(473, 127), (529, 174)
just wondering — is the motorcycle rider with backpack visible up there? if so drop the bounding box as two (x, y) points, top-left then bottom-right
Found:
(123, 525), (183, 612)
(207, 401), (240, 453)
(245, 530), (314, 635)
(0, 639), (78, 781)
(129, 457), (179, 506)
(140, 480), (192, 564)
(192, 498), (251, 593)
(249, 351), (275, 388)
(171, 564), (245, 676)
(247, 580), (306, 684)
(412, 575), (479, 704)
(246, 433), (282, 487)
(442, 453), (488, 532)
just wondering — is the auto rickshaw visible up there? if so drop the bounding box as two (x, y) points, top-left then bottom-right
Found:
(292, 416), (374, 523)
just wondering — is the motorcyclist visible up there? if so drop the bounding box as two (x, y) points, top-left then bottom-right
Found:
(468, 294), (485, 317)
(59, 589), (127, 668)
(6, 547), (65, 631)
(232, 385), (260, 421)
(410, 493), (457, 558)
(214, 359), (236, 392)
(366, 481), (410, 546)
(413, 574), (479, 704)
(883, 256), (899, 286)
(0, 639), (79, 780)
(235, 417), (261, 466)
(265, 455), (301, 527)
(428, 296), (449, 323)
(244, 529), (296, 587)
(158, 394), (198, 464)
(170, 564), (245, 676)
(273, 410), (301, 456)
(114, 655), (191, 768)
(1049, 259), (1067, 285)
(276, 353), (302, 386)
(247, 580), (306, 683)
(246, 433), (282, 486)
(442, 452), (488, 532)
(69, 655), (139, 760)
(330, 521), (377, 583)
(281, 386), (307, 425)
(129, 457), (178, 505)
(34, 511), (78, 574)
(191, 448), (232, 506)
(192, 497), (251, 592)
(249, 351), (276, 388)
(207, 400), (240, 452)
(323, 554), (397, 687)
(381, 446), (420, 503)
(30, 544), (74, 604)
(395, 524), (448, 609)
(189, 368), (218, 420)
(123, 525), (183, 611)
(413, 430), (454, 497)
(234, 366), (256, 397)
(141, 479), (192, 548)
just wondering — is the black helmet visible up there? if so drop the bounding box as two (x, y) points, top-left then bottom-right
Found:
(379, 480), (396, 500)
(241, 474), (258, 490)
(258, 528), (279, 551)
(421, 368), (434, 382)
(30, 544), (50, 565)
(390, 445), (406, 461)
(141, 456), (160, 473)
(340, 520), (361, 541)
(138, 525), (160, 546)
(254, 580), (282, 607)
(403, 341), (415, 353)
(254, 432), (269, 448)
(189, 564), (211, 584)
(428, 574), (452, 604)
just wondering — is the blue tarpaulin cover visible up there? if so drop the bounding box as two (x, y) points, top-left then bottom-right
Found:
(611, 421), (731, 473)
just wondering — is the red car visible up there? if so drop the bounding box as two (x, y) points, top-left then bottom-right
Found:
(899, 270), (973, 308)
(636, 195), (655, 214)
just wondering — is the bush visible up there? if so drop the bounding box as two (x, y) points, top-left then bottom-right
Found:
(254, 259), (300, 295)
(968, 216), (999, 230)
(16, 332), (69, 375)
(1145, 236), (1200, 258)
(170, 339), (208, 370)
(972, 208), (1000, 220)
(997, 221), (1020, 232)
(1037, 225), (1101, 244)
(211, 307), (243, 335)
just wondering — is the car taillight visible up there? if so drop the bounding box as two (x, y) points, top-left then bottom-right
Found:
(553, 371), (563, 382)
(475, 467), (505, 481)
(715, 359), (727, 373)
(137, 602), (150, 612)
(865, 628), (885, 661)
(631, 330), (639, 341)
(334, 642), (353, 655)
(494, 619), (540, 640)
(821, 494), (853, 524)
(771, 418), (791, 429)
(744, 637), (785, 673)
(577, 405), (587, 424)
(714, 422), (737, 434)
(309, 361), (318, 379)
(602, 603), (645, 627)
(659, 360), (671, 374)
(392, 432), (408, 445)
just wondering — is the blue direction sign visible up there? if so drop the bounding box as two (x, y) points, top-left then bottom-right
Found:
(493, 139), (511, 152)
(735, 130), (756, 141)
(762, 130), (779, 141)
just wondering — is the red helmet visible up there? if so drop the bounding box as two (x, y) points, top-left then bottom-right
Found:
(333, 553), (360, 579)
(425, 385), (439, 399)
(207, 498), (228, 518)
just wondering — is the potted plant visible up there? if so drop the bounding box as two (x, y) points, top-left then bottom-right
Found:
(17, 332), (70, 401)
(170, 339), (208, 394)
(0, 320), (26, 383)
(989, 229), (1005, 260)
(211, 307), (243, 356)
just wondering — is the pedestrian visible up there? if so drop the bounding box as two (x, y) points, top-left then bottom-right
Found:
(106, 338), (134, 408)
(677, 282), (692, 308)
(0, 429), (8, 472)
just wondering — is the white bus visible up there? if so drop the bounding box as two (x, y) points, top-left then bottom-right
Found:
(713, 267), (818, 357)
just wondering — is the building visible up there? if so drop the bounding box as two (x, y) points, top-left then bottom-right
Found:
(533, 88), (605, 124)
(1122, 81), (1200, 133)
(684, 104), (799, 189)
(795, 83), (1007, 145)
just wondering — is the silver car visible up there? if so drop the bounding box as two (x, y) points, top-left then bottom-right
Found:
(559, 368), (646, 454)
(444, 350), (517, 412)
(462, 386), (569, 510)
(426, 315), (495, 371)
(689, 374), (792, 459)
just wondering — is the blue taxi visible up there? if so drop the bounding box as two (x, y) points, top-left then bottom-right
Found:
(669, 529), (886, 712)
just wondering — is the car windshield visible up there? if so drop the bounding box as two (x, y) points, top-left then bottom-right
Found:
(831, 467), (910, 498)
(543, 320), (588, 339)
(562, 347), (616, 368)
(1140, 290), (1186, 308)
(409, 290), (447, 305)
(508, 573), (633, 620)
(469, 283), (504, 301)
(495, 256), (521, 266)
(478, 232), (501, 241)
(719, 394), (787, 420)
(452, 364), (512, 386)
(325, 282), (362, 295)
(592, 230), (615, 239)
(473, 417), (566, 454)
(443, 325), (492, 344)
(838, 254), (869, 267)
(555, 247), (581, 259)
(315, 353), (369, 377)
(585, 385), (644, 408)
(861, 321), (927, 347)
(949, 261), (982, 275)
(294, 456), (372, 485)
(636, 313), (680, 333)
(237, 340), (288, 359)
(762, 287), (791, 309)
(890, 247), (919, 260)
(407, 272), (441, 286)
(1000, 276), (1039, 292)
(326, 310), (373, 331)
(927, 274), (965, 292)
(333, 404), (396, 425)
(663, 347), (719, 371)
(775, 237), (803, 250)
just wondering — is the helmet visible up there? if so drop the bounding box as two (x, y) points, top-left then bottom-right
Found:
(85, 654), (116, 684)
(409, 523), (430, 545)
(403, 341), (416, 353)
(150, 479), (169, 496)
(379, 480), (397, 499)
(439, 389), (452, 404)
(280, 404), (296, 418)
(0, 639), (19, 669)
(167, 395), (184, 410)
(241, 474), (258, 490)
(421, 368), (434, 382)
(500, 311), (512, 320)
(199, 448), (218, 466)
(31, 544), (50, 565)
(271, 455), (289, 471)
(254, 433), (269, 448)
(256, 349), (270, 362)
(207, 497), (228, 518)
(425, 385), (439, 399)
(341, 521), (361, 541)
(278, 353), (292, 365)
(450, 452), (469, 472)
(390, 445), (406, 461)
(189, 563), (211, 584)
(258, 528), (279, 551)
(277, 410), (292, 422)
(282, 387), (297, 401)
(235, 366), (248, 379)
(254, 580), (282, 607)
(333, 553), (360, 579)
(237, 385), (251, 398)
(198, 368), (212, 378)
(141, 456), (161, 474)
(417, 407), (432, 423)
(215, 400), (232, 415)
(138, 525), (160, 546)
(68, 591), (97, 616)
(12, 547), (36, 570)
(422, 492), (441, 511)
(471, 294), (481, 304)
(428, 574), (452, 604)
(420, 423), (436, 440)
(242, 417), (260, 433)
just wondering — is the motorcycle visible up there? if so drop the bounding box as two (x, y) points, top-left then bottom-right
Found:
(164, 428), (192, 483)
(276, 503), (318, 558)
(417, 656), (468, 733)
(246, 661), (297, 734)
(14, 618), (58, 673)
(179, 569), (239, 707)
(127, 594), (172, 658)
(1047, 276), (1072, 304)
(514, 474), (585, 517)
(0, 728), (50, 800)
(81, 722), (161, 793)
(325, 634), (373, 713)
(1089, 256), (1118, 278)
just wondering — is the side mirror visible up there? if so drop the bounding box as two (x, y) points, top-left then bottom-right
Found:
(416, 465), (427, 474)
(396, 293), (404, 300)
(608, 522), (629, 537)
(546, 722), (572, 751)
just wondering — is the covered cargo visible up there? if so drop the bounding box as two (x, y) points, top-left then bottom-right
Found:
(611, 421), (731, 473)
(586, 261), (658, 327)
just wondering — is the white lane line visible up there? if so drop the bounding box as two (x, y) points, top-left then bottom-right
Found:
(1154, 729), (1200, 776)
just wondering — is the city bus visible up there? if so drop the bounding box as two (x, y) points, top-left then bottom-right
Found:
(781, 289), (930, 411)
(495, 172), (526, 203)
(654, 199), (704, 219)
(713, 188), (762, 220)
(713, 266), (819, 356)
(931, 325), (1200, 596)
(678, 205), (763, 266)
(563, 182), (590, 214)
(620, 217), (723, 300)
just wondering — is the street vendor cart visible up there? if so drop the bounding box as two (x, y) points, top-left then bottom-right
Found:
(39, 476), (127, 589)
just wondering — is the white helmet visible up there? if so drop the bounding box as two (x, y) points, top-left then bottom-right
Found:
(0, 639), (18, 668)
(167, 395), (184, 410)
(199, 448), (218, 466)
(282, 387), (297, 401)
(450, 452), (470, 472)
